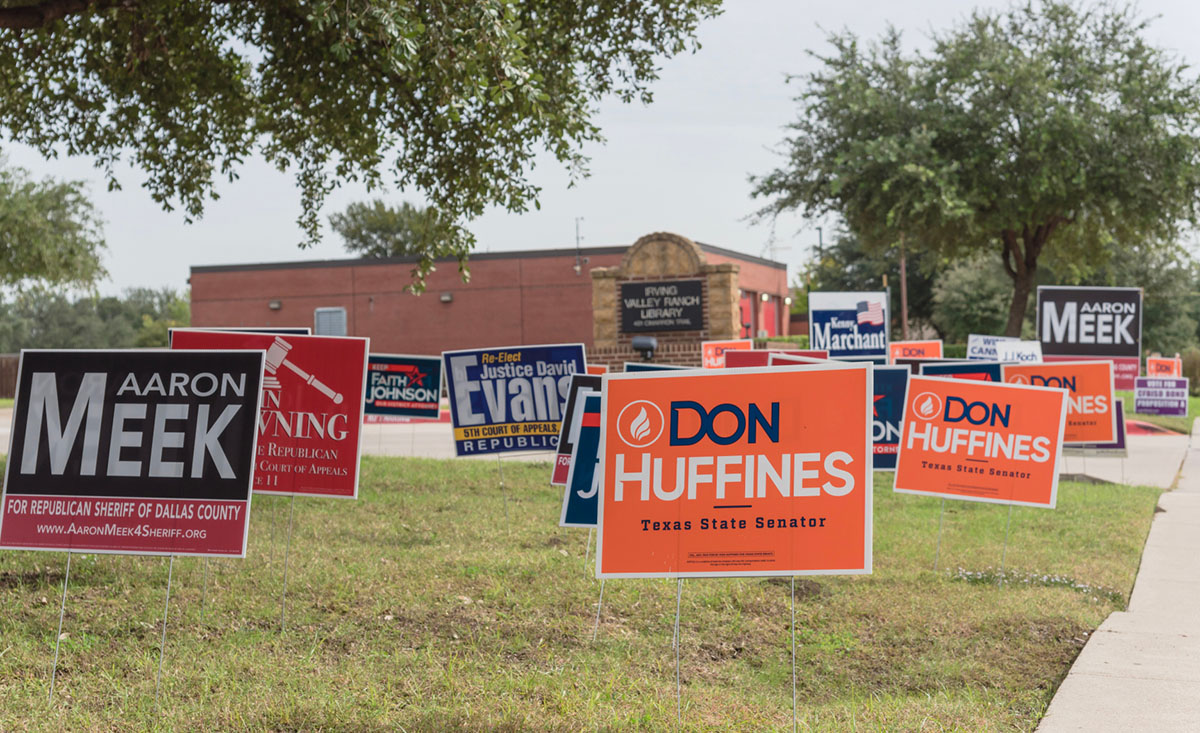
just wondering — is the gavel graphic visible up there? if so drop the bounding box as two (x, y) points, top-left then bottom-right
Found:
(265, 337), (343, 404)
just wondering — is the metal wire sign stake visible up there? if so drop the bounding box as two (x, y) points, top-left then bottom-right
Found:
(933, 498), (946, 571)
(591, 579), (606, 642)
(279, 496), (297, 632)
(791, 576), (798, 733)
(674, 578), (684, 724)
(999, 505), (1014, 585)
(199, 558), (210, 624)
(497, 453), (509, 524)
(48, 551), (73, 702)
(154, 555), (176, 712)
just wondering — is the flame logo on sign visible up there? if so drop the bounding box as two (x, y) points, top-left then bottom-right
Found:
(630, 408), (651, 441)
(911, 392), (943, 421)
(616, 400), (665, 448)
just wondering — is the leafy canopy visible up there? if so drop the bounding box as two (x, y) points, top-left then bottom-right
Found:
(0, 158), (105, 288)
(0, 0), (720, 289)
(330, 199), (465, 265)
(753, 1), (1200, 336)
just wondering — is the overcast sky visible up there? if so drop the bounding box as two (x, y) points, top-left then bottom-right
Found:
(6, 0), (1200, 294)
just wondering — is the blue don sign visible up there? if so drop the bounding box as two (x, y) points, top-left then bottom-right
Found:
(365, 354), (443, 419)
(872, 366), (908, 471)
(809, 291), (889, 360)
(443, 343), (587, 456)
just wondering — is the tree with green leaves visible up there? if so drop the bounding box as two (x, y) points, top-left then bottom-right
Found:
(930, 255), (1022, 343)
(0, 286), (188, 351)
(329, 200), (464, 260)
(0, 159), (105, 288)
(0, 1), (719, 289)
(752, 1), (1200, 336)
(803, 230), (944, 338)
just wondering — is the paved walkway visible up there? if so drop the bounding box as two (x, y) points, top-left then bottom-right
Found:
(1059, 433), (1189, 489)
(1039, 423), (1199, 731)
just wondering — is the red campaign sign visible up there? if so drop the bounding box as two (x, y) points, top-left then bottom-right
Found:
(724, 350), (830, 368)
(1, 498), (250, 556)
(173, 331), (369, 499)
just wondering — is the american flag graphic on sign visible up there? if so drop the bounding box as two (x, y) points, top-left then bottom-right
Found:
(856, 300), (884, 326)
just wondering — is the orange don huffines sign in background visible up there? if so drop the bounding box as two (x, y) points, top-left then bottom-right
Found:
(1147, 357), (1182, 377)
(889, 340), (944, 364)
(597, 364), (872, 578)
(894, 376), (1067, 507)
(701, 339), (753, 368)
(1001, 360), (1115, 444)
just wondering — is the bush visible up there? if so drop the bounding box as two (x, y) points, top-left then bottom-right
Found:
(759, 334), (810, 349)
(931, 255), (1027, 341)
(1182, 349), (1200, 396)
(944, 344), (967, 359)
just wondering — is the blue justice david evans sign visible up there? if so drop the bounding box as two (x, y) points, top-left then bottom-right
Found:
(443, 343), (586, 456)
(809, 292), (889, 359)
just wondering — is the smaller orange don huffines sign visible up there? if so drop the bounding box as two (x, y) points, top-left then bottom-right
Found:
(894, 376), (1067, 507)
(1001, 360), (1115, 444)
(1147, 357), (1182, 377)
(597, 364), (872, 578)
(701, 339), (753, 368)
(889, 340), (944, 364)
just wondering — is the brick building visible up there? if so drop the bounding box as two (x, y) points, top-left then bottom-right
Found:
(189, 232), (789, 365)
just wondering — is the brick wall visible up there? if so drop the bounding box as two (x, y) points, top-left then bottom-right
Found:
(190, 240), (786, 359)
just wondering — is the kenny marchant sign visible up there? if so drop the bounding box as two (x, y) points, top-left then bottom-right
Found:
(809, 291), (889, 360)
(443, 343), (586, 456)
(0, 350), (264, 556)
(620, 280), (703, 332)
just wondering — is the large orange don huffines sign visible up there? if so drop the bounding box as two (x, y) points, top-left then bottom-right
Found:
(894, 376), (1067, 507)
(597, 364), (872, 578)
(1001, 360), (1115, 444)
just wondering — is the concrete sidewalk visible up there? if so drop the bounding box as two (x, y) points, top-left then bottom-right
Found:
(1039, 423), (1200, 731)
(1059, 433), (1190, 489)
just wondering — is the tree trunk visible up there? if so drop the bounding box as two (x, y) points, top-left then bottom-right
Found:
(899, 236), (910, 340)
(999, 222), (1058, 338)
(1003, 267), (1034, 338)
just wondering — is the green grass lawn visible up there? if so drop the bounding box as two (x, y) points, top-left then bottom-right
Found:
(1116, 390), (1199, 434)
(0, 457), (1162, 731)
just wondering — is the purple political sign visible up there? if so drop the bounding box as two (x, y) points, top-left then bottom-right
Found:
(1134, 377), (1189, 417)
(1064, 400), (1128, 456)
